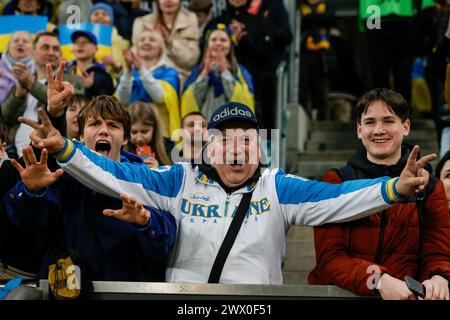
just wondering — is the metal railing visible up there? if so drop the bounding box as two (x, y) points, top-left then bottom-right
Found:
(284, 0), (301, 104)
(37, 281), (365, 300)
(272, 61), (289, 169)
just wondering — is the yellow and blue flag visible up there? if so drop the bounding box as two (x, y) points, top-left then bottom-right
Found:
(129, 67), (181, 135)
(181, 64), (255, 118)
(59, 23), (112, 62)
(0, 15), (48, 53)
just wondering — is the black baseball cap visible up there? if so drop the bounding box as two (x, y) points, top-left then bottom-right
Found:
(71, 30), (98, 46)
(208, 102), (258, 130)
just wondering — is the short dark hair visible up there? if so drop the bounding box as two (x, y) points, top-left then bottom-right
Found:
(68, 94), (89, 109)
(33, 31), (59, 47)
(77, 95), (131, 140)
(0, 118), (7, 144)
(355, 88), (410, 123)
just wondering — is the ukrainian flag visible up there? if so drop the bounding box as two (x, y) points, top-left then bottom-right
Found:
(59, 23), (112, 62)
(181, 64), (255, 118)
(129, 67), (181, 135)
(0, 15), (48, 53)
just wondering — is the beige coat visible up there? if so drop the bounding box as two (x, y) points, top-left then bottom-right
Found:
(132, 8), (200, 86)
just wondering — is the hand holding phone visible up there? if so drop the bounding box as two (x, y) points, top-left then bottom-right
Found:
(405, 276), (426, 299)
(136, 146), (153, 159)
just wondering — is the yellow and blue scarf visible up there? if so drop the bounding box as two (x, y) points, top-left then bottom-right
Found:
(181, 64), (254, 118)
(129, 67), (181, 135)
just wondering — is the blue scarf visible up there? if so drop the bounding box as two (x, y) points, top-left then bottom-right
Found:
(1, 52), (36, 73)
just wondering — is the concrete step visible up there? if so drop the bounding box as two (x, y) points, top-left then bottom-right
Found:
(286, 226), (314, 240)
(298, 151), (355, 161)
(297, 159), (439, 181)
(285, 239), (316, 258)
(297, 160), (347, 179)
(282, 229), (316, 284)
(283, 256), (316, 272)
(282, 271), (311, 285)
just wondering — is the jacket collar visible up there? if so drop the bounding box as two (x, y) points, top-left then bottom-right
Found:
(67, 60), (106, 73)
(146, 8), (194, 32)
(195, 163), (260, 194)
(347, 143), (431, 178)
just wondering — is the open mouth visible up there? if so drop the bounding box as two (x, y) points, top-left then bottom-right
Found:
(227, 159), (245, 169)
(372, 139), (389, 144)
(95, 140), (111, 157)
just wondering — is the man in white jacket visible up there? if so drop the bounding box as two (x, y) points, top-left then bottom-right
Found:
(19, 63), (436, 284)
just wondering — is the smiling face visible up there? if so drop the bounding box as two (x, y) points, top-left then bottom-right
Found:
(81, 116), (128, 161)
(8, 31), (33, 60)
(33, 35), (61, 67)
(208, 29), (231, 57)
(131, 121), (155, 147)
(357, 101), (410, 165)
(182, 114), (207, 143)
(18, 0), (40, 14)
(73, 36), (97, 61)
(136, 31), (162, 60)
(90, 8), (112, 25)
(210, 122), (260, 188)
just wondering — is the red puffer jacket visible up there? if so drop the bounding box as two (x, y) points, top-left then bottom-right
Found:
(308, 146), (450, 296)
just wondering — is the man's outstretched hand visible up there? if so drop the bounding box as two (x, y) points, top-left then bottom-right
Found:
(19, 108), (66, 154)
(11, 147), (64, 192)
(395, 146), (437, 197)
(103, 194), (151, 226)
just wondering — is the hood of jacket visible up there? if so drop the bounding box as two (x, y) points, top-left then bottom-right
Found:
(347, 142), (432, 178)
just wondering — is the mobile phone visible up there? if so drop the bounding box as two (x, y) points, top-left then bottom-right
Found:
(404, 276), (426, 299)
(136, 146), (153, 159)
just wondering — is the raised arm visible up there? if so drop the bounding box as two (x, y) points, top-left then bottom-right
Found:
(276, 146), (436, 226)
(20, 108), (184, 211)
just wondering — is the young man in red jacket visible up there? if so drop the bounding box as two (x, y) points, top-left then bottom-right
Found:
(308, 88), (450, 300)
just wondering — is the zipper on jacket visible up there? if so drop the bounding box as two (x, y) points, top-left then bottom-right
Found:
(374, 210), (387, 264)
(224, 194), (230, 217)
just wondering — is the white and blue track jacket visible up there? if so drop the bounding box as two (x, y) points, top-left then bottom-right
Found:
(54, 139), (403, 284)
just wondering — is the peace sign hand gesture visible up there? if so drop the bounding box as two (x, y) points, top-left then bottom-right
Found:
(19, 108), (66, 154)
(46, 62), (74, 117)
(395, 146), (437, 196)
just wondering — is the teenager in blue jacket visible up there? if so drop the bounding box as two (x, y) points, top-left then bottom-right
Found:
(4, 92), (176, 281)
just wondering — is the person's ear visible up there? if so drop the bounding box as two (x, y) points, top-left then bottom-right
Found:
(357, 122), (362, 139)
(403, 119), (411, 137)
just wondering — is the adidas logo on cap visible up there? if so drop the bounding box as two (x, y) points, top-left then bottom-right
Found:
(208, 102), (258, 129)
(212, 106), (253, 122)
